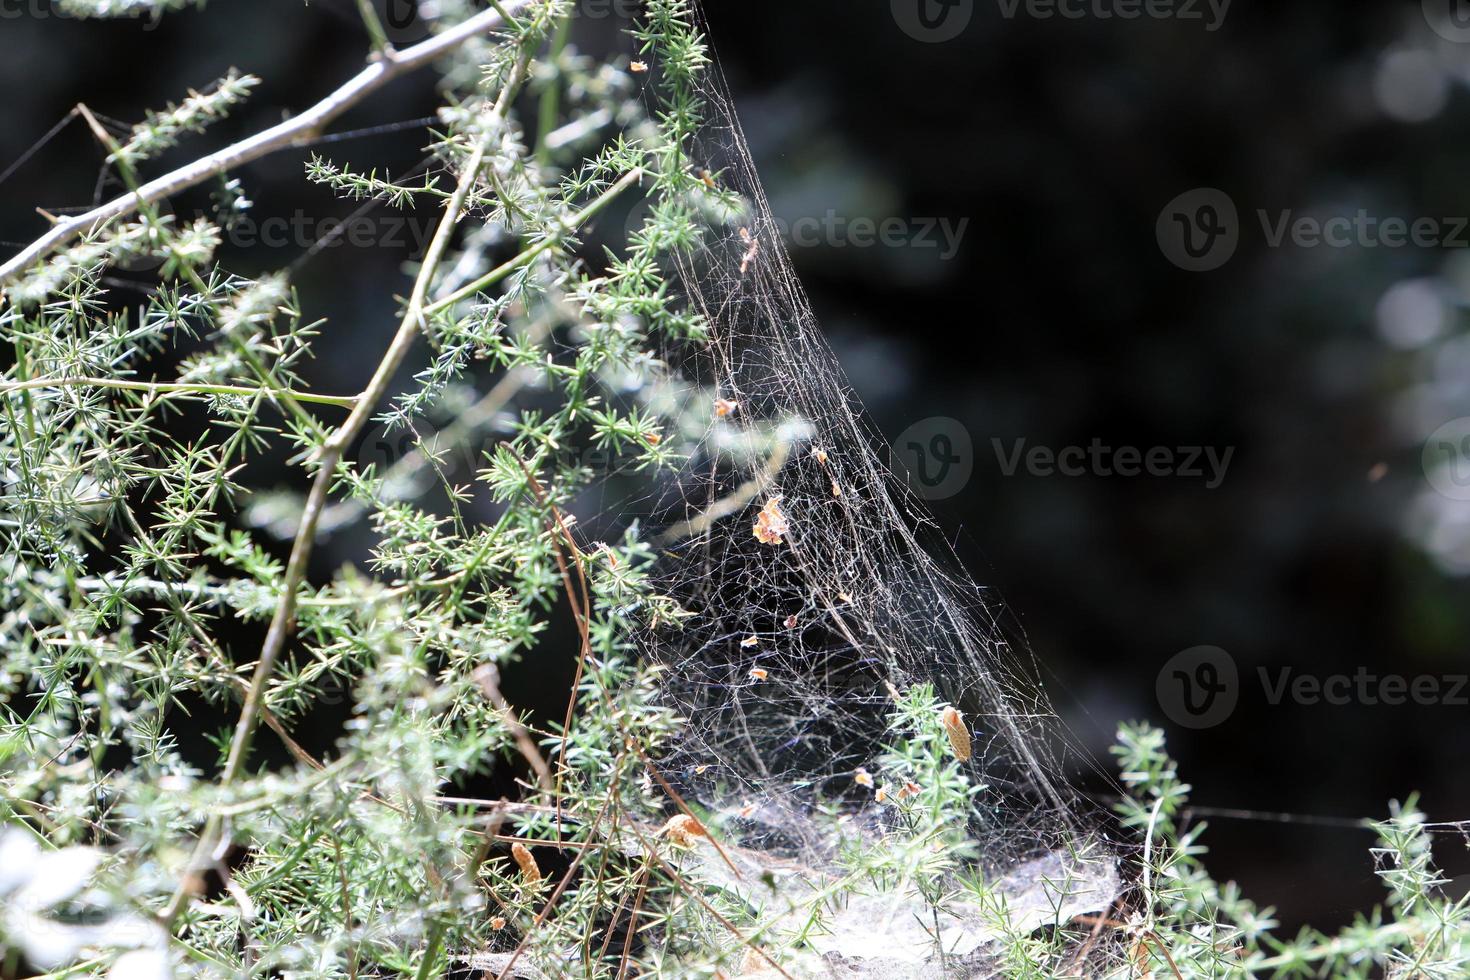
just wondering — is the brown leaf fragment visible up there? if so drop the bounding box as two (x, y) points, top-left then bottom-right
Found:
(661, 813), (709, 847)
(752, 495), (789, 545)
(940, 705), (972, 762)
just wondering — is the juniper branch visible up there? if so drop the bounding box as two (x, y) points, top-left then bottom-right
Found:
(0, 376), (359, 408)
(0, 0), (537, 290)
(159, 133), (498, 928)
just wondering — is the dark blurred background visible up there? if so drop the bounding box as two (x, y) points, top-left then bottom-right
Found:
(4, 0), (1470, 933)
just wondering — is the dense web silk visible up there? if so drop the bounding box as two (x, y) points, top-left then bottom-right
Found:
(623, 7), (1119, 971)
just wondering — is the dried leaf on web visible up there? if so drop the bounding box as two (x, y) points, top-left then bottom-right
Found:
(752, 495), (789, 545)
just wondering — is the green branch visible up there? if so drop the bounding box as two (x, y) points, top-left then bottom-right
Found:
(0, 376), (359, 408)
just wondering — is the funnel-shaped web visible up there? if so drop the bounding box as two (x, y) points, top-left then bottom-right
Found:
(618, 5), (1120, 973)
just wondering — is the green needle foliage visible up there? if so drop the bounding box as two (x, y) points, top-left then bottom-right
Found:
(1, 3), (713, 975)
(1104, 723), (1470, 978)
(1, 2), (1466, 978)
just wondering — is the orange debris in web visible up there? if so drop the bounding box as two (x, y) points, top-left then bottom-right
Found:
(752, 495), (789, 545)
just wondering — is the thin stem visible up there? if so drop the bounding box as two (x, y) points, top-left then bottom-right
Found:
(160, 134), (495, 930)
(72, 105), (339, 443)
(318, 314), (552, 531)
(534, 13), (574, 169)
(486, 0), (526, 30)
(333, 837), (360, 980)
(0, 376), (359, 408)
(354, 0), (391, 53)
(158, 15), (548, 916)
(473, 662), (554, 791)
(424, 167), (642, 316)
(413, 920), (446, 980)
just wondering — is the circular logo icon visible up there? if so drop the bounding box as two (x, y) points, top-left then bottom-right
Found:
(891, 0), (974, 43)
(1423, 0), (1470, 43)
(1423, 417), (1470, 501)
(380, 0), (433, 46)
(357, 421), (424, 479)
(1156, 187), (1239, 272)
(891, 417), (974, 500)
(357, 420), (489, 498)
(1156, 645), (1238, 729)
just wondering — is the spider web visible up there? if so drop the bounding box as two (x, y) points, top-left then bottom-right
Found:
(615, 6), (1121, 972)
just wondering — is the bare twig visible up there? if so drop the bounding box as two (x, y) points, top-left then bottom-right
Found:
(0, 376), (359, 408)
(512, 456), (746, 883)
(492, 755), (627, 980)
(473, 662), (554, 791)
(0, 0), (537, 289)
(1071, 915), (1185, 980)
(614, 868), (649, 980)
(160, 128), (498, 928)
(156, 25), (643, 928)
